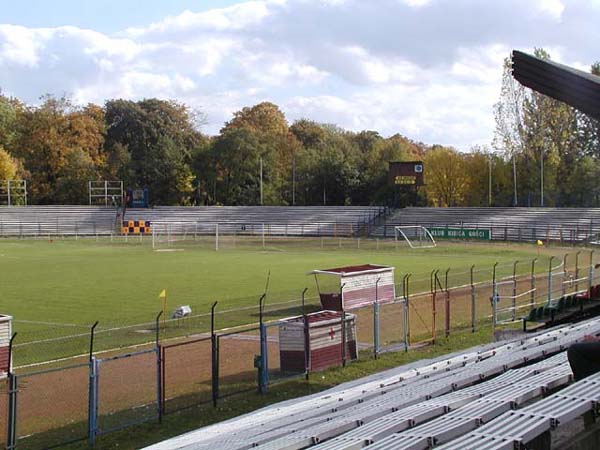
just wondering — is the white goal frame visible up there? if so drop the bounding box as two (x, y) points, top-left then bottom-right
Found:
(394, 225), (437, 249)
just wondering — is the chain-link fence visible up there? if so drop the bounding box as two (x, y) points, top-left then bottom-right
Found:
(4, 250), (600, 448)
(160, 337), (212, 414)
(96, 349), (159, 436)
(13, 363), (89, 450)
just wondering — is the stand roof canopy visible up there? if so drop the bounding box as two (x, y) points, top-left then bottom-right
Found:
(511, 50), (600, 120)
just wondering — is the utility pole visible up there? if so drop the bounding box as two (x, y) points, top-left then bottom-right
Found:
(488, 154), (492, 206)
(260, 156), (263, 205)
(512, 154), (518, 206)
(540, 149), (544, 207)
(292, 154), (296, 206)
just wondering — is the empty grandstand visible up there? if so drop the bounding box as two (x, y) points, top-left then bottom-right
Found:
(0, 206), (385, 238)
(146, 318), (600, 450)
(379, 207), (600, 243)
(0, 206), (118, 237)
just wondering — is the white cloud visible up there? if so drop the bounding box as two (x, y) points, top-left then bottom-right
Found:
(1, 0), (599, 149)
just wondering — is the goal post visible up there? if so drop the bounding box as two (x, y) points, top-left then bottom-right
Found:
(152, 221), (220, 250)
(394, 225), (436, 249)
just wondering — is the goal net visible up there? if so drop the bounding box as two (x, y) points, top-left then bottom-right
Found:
(394, 226), (436, 249)
(152, 222), (220, 250)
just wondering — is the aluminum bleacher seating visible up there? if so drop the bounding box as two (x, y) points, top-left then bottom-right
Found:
(379, 207), (600, 243)
(144, 318), (600, 450)
(0, 206), (117, 236)
(127, 206), (385, 237)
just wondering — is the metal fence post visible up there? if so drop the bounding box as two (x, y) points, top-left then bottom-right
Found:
(492, 262), (498, 332)
(531, 259), (537, 308)
(562, 254), (568, 297)
(547, 256), (555, 304)
(88, 321), (99, 447)
(575, 251), (581, 294)
(6, 333), (17, 450)
(470, 265), (476, 332)
(6, 373), (17, 450)
(404, 274), (411, 349)
(258, 294), (268, 394)
(590, 250), (595, 295)
(155, 311), (163, 423)
(374, 278), (380, 359)
(301, 288), (310, 379)
(211, 301), (219, 407)
(512, 261), (519, 321)
(444, 268), (450, 337)
(340, 283), (347, 368)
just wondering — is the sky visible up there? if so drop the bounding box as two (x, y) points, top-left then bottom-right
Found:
(0, 0), (599, 149)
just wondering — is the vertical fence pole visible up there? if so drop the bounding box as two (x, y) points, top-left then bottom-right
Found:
(88, 321), (99, 447)
(492, 263), (498, 332)
(155, 311), (163, 423)
(562, 254), (568, 297)
(374, 278), (380, 359)
(258, 294), (268, 394)
(512, 261), (519, 321)
(211, 301), (219, 407)
(531, 259), (537, 308)
(6, 333), (17, 450)
(301, 288), (310, 379)
(590, 250), (595, 295)
(444, 268), (450, 337)
(470, 265), (476, 333)
(547, 256), (555, 304)
(403, 274), (410, 348)
(340, 283), (347, 368)
(431, 269), (438, 343)
(575, 251), (581, 294)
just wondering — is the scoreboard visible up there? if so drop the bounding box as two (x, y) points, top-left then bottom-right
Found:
(388, 161), (424, 187)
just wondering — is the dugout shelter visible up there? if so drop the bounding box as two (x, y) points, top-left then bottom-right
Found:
(309, 264), (395, 311)
(0, 315), (12, 378)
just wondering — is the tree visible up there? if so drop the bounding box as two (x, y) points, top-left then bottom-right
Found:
(210, 127), (262, 205)
(222, 102), (296, 204)
(423, 146), (468, 207)
(0, 147), (18, 180)
(10, 96), (106, 204)
(104, 99), (204, 205)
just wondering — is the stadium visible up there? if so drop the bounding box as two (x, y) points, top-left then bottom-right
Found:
(1, 3), (600, 450)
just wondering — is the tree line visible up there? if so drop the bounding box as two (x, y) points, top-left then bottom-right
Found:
(0, 49), (598, 207)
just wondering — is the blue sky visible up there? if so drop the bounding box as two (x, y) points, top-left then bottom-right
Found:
(1, 0), (599, 148)
(2, 1), (245, 33)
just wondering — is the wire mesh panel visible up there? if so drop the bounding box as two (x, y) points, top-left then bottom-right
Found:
(378, 300), (407, 352)
(407, 293), (433, 345)
(474, 282), (494, 326)
(12, 329), (91, 367)
(353, 304), (374, 353)
(97, 349), (158, 435)
(217, 327), (260, 398)
(433, 290), (448, 338)
(448, 286), (473, 333)
(161, 337), (212, 414)
(15, 363), (90, 449)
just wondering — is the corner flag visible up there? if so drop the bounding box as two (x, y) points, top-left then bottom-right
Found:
(159, 289), (167, 299)
(536, 240), (543, 246)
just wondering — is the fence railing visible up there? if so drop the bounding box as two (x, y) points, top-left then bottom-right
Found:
(2, 250), (600, 449)
(381, 221), (599, 244)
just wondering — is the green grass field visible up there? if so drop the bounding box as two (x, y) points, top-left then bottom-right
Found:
(1, 237), (571, 338)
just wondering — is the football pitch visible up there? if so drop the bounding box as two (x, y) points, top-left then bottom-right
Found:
(0, 237), (569, 343)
